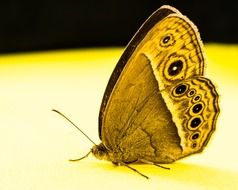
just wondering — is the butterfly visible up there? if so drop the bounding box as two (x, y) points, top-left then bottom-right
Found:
(53, 5), (219, 179)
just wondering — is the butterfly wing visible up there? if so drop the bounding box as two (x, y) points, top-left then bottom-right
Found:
(100, 54), (183, 163)
(161, 76), (220, 158)
(98, 6), (211, 163)
(99, 5), (178, 138)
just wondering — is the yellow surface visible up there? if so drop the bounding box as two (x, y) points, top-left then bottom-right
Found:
(0, 44), (237, 189)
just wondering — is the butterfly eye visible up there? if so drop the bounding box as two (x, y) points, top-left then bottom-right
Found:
(168, 60), (183, 76)
(162, 35), (171, 44)
(190, 117), (201, 128)
(161, 33), (174, 47)
(192, 103), (203, 114)
(192, 142), (197, 148)
(188, 116), (203, 130)
(173, 83), (188, 95)
(188, 89), (196, 97)
(193, 95), (201, 102)
(191, 132), (200, 140)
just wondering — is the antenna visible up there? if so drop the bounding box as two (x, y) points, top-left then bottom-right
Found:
(52, 109), (96, 145)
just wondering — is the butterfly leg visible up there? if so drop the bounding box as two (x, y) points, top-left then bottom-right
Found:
(119, 162), (149, 179)
(69, 151), (91, 162)
(139, 159), (170, 170)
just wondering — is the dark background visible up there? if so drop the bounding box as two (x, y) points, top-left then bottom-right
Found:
(0, 0), (237, 53)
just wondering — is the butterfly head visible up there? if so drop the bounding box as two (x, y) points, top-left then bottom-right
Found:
(91, 143), (110, 161)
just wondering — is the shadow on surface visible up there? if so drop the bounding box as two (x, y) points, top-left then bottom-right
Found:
(83, 160), (237, 189)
